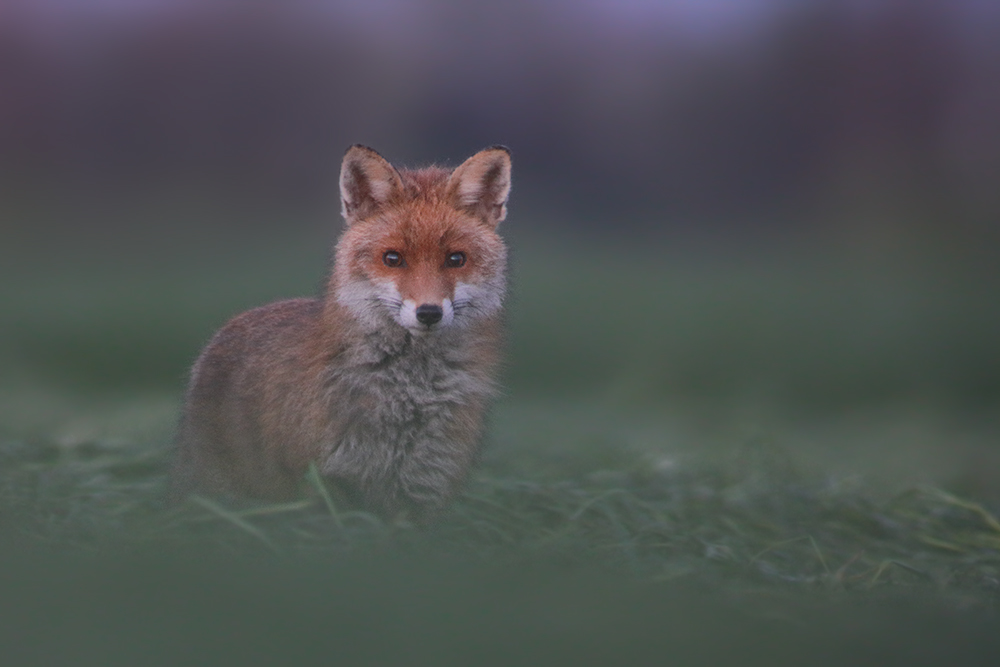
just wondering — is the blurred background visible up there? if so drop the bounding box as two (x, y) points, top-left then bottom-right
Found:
(1, 0), (999, 494)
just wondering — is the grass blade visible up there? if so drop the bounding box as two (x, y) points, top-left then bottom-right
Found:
(189, 495), (278, 552)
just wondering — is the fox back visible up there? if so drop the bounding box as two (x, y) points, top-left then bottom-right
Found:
(170, 145), (512, 521)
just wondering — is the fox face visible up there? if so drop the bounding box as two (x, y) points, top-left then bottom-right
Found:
(333, 146), (510, 336)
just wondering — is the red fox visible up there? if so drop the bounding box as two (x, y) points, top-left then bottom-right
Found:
(170, 145), (512, 521)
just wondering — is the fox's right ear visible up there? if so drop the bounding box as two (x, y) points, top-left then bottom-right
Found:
(339, 145), (405, 223)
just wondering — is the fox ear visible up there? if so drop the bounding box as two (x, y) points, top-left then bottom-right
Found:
(446, 146), (512, 227)
(340, 145), (405, 223)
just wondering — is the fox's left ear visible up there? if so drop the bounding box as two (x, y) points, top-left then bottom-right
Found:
(446, 146), (512, 227)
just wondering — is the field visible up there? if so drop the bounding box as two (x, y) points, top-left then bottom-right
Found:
(2, 210), (1000, 665)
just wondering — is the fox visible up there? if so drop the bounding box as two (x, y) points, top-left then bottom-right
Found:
(169, 145), (512, 522)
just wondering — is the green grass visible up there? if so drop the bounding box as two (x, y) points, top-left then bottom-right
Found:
(3, 426), (1000, 606)
(2, 218), (1000, 663)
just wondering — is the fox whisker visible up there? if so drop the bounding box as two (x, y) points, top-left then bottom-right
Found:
(369, 296), (402, 310)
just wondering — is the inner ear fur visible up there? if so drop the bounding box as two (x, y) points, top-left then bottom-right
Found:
(339, 145), (405, 223)
(446, 146), (512, 227)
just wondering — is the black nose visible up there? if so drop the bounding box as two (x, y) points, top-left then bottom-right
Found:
(415, 304), (443, 325)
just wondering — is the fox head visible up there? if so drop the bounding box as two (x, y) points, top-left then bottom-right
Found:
(331, 145), (511, 335)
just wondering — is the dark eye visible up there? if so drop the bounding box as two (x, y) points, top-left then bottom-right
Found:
(445, 251), (466, 268)
(383, 250), (403, 267)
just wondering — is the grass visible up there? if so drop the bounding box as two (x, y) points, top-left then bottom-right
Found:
(2, 216), (1000, 663)
(3, 427), (1000, 613)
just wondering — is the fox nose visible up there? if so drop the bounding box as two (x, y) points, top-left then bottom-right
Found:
(415, 304), (443, 326)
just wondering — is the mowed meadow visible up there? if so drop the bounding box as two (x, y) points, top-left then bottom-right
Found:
(2, 202), (1000, 665)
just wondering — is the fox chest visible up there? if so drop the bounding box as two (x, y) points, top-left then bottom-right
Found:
(352, 362), (465, 435)
(318, 347), (485, 465)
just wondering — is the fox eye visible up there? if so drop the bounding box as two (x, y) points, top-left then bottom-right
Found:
(445, 252), (466, 268)
(383, 250), (404, 267)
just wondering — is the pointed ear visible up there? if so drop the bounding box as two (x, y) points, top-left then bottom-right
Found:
(339, 145), (405, 223)
(446, 146), (512, 227)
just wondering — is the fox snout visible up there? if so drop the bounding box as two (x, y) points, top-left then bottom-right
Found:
(415, 304), (443, 326)
(398, 296), (454, 332)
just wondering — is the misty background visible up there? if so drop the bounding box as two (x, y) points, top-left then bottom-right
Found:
(2, 0), (1000, 494)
